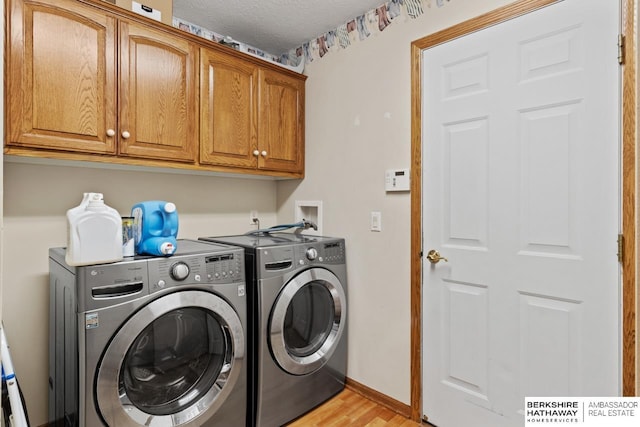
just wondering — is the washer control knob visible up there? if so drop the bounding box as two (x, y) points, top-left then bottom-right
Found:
(306, 247), (318, 261)
(170, 262), (190, 281)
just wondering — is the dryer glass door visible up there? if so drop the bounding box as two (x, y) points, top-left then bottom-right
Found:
(284, 282), (335, 358)
(270, 268), (346, 375)
(96, 290), (245, 426)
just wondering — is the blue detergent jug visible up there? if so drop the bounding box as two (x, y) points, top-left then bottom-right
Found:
(131, 201), (179, 256)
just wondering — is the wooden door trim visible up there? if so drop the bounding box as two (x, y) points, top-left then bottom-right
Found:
(409, 0), (637, 421)
(620, 0), (637, 397)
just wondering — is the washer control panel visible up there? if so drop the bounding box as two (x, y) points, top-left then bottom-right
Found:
(149, 256), (205, 292)
(147, 249), (244, 293)
(205, 253), (243, 283)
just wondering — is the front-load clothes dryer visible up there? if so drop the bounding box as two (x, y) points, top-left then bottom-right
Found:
(199, 233), (348, 427)
(48, 239), (248, 427)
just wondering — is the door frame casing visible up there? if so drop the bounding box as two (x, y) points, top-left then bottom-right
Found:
(409, 0), (637, 422)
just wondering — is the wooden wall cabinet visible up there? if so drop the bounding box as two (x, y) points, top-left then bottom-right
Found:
(6, 0), (305, 178)
(200, 48), (305, 175)
(7, 0), (117, 155)
(118, 21), (198, 162)
(7, 0), (198, 163)
(258, 68), (305, 174)
(199, 47), (259, 169)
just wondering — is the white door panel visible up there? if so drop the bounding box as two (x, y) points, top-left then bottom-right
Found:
(422, 1), (620, 426)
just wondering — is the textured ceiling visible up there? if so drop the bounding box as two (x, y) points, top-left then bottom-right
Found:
(172, 0), (387, 55)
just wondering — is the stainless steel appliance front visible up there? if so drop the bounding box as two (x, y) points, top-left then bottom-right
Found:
(199, 233), (348, 427)
(49, 239), (248, 427)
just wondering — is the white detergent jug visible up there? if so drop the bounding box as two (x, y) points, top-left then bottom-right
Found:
(66, 193), (123, 266)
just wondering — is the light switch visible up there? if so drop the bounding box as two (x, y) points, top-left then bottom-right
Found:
(370, 211), (382, 232)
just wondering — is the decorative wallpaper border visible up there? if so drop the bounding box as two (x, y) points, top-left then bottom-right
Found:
(173, 0), (451, 72)
(287, 0), (451, 66)
(172, 17), (282, 62)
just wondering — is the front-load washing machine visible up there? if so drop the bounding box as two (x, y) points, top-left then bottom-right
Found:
(199, 233), (348, 427)
(49, 239), (248, 427)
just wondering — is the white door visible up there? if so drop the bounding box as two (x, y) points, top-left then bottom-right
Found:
(421, 1), (620, 426)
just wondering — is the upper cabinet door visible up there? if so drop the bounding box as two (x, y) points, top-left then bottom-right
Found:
(258, 69), (305, 174)
(118, 21), (198, 162)
(7, 0), (117, 154)
(199, 47), (259, 169)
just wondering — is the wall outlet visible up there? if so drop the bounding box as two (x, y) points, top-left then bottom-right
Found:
(250, 210), (259, 225)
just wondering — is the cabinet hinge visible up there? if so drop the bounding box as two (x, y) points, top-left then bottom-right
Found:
(617, 233), (624, 263)
(618, 34), (625, 65)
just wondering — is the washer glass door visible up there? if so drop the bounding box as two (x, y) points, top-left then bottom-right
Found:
(122, 307), (223, 414)
(96, 290), (244, 426)
(270, 268), (346, 375)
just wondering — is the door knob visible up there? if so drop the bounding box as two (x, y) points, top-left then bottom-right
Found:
(426, 249), (448, 264)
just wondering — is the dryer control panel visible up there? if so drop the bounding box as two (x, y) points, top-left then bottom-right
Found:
(294, 240), (346, 267)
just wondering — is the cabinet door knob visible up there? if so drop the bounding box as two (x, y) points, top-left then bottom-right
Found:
(261, 151), (267, 157)
(253, 150), (260, 156)
(121, 131), (131, 139)
(106, 129), (116, 137)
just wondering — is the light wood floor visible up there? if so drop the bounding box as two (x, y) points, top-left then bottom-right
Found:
(287, 388), (420, 426)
